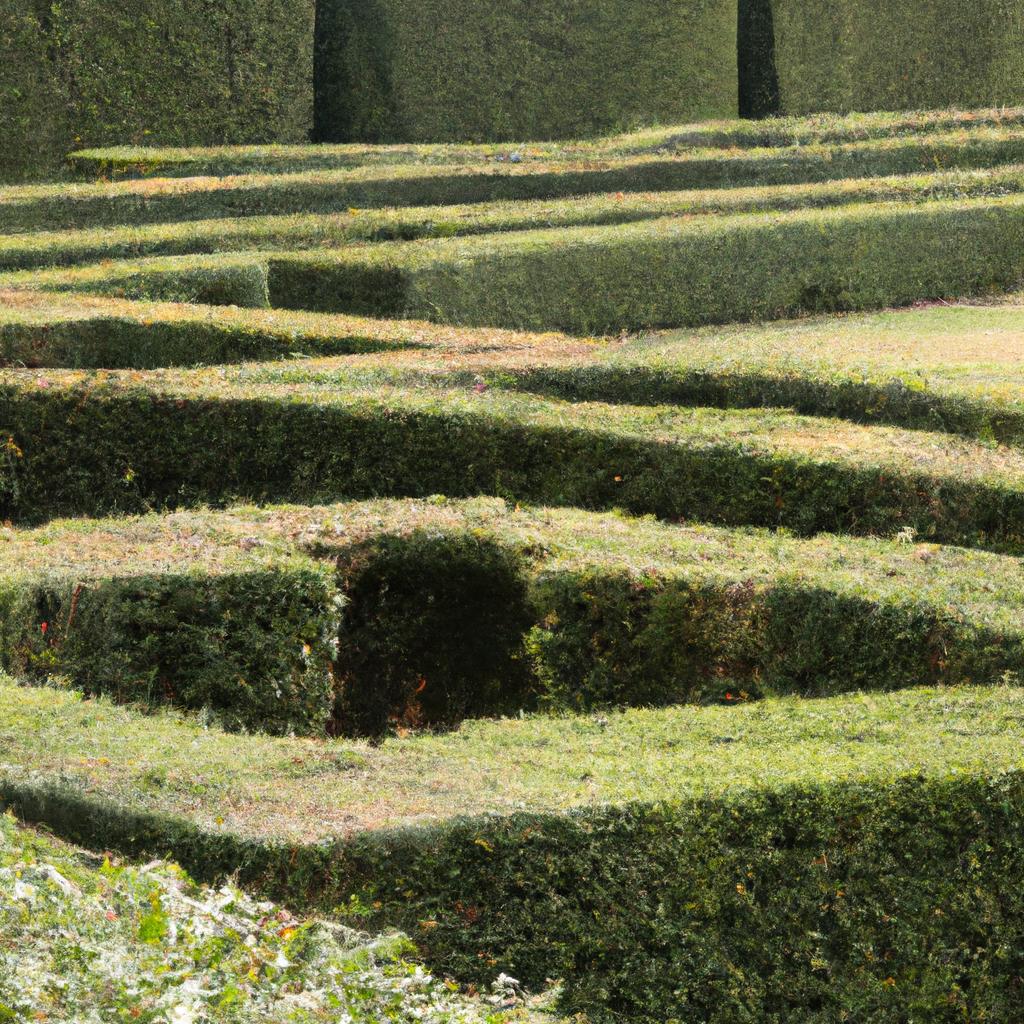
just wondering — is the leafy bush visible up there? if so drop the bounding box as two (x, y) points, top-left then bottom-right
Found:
(0, 0), (315, 182)
(314, 0), (738, 143)
(0, 813), (503, 1023)
(269, 195), (1024, 332)
(769, 0), (1024, 115)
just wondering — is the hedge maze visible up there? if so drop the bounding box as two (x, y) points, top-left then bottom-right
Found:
(8, 0), (1024, 1019)
(5, 101), (1024, 1020)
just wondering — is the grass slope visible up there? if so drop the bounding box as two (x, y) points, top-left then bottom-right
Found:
(3, 683), (1024, 1020)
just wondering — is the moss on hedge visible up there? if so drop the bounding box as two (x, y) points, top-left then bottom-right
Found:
(4, 682), (1024, 1020)
(313, 0), (738, 144)
(0, 0), (315, 183)
(769, 0), (1024, 116)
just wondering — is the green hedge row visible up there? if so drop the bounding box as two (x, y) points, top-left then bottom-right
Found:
(1, 369), (1024, 552)
(5, 685), (1024, 1021)
(9, 130), (1024, 233)
(15, 500), (1024, 735)
(267, 195), (1024, 333)
(17, 196), (1024, 335)
(325, 499), (1024, 733)
(7, 165), (1024, 273)
(0, 0), (315, 183)
(768, 0), (1024, 116)
(9, 294), (1024, 455)
(4, 255), (273, 309)
(313, 0), (738, 144)
(0, 296), (430, 369)
(68, 108), (1024, 180)
(0, 523), (338, 735)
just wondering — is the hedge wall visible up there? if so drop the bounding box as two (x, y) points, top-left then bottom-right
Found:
(0, 0), (315, 182)
(767, 0), (1024, 115)
(9, 760), (1024, 1022)
(314, 0), (739, 143)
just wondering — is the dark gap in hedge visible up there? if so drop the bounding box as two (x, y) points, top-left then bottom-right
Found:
(738, 0), (780, 119)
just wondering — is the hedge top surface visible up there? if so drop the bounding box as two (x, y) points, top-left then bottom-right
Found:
(10, 124), (1024, 230)
(5, 359), (1024, 489)
(0, 289), (581, 357)
(263, 189), (1024, 274)
(66, 107), (1024, 178)
(10, 496), (1024, 631)
(0, 504), (319, 581)
(3, 682), (1023, 843)
(627, 302), (1024, 402)
(7, 164), (1024, 273)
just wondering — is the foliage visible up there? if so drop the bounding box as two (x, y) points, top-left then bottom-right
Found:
(5, 685), (1024, 1020)
(267, 193), (1024, 332)
(313, 0), (737, 143)
(7, 164), (1024, 274)
(11, 127), (1024, 233)
(769, 0), (1024, 115)
(68, 106), (1024, 179)
(0, 0), (314, 183)
(0, 813), (510, 1023)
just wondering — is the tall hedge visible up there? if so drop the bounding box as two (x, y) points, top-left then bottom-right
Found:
(0, 0), (315, 182)
(767, 0), (1024, 115)
(314, 0), (739, 143)
(0, 2), (67, 182)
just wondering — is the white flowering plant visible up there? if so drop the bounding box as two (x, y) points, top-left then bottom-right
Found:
(0, 813), (526, 1024)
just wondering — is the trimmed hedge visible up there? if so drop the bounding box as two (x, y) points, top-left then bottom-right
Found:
(7, 164), (1024, 273)
(11, 295), (1024, 455)
(17, 196), (1024, 335)
(267, 195), (1024, 332)
(0, 518), (338, 734)
(68, 107), (1024, 180)
(2, 368), (1024, 554)
(4, 255), (273, 309)
(323, 498), (1024, 732)
(313, 0), (738, 144)
(0, 2), (67, 183)
(0, 292), (574, 369)
(16, 499), (1024, 735)
(0, 0), (315, 183)
(769, 0), (1024, 115)
(5, 685), (1024, 1021)
(11, 130), (1024, 233)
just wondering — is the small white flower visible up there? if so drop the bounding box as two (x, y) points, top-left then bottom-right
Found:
(12, 880), (35, 902)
